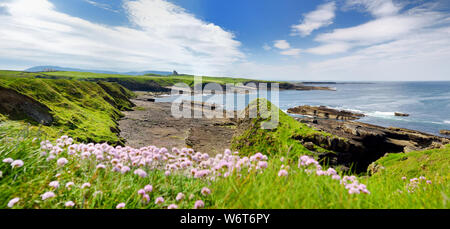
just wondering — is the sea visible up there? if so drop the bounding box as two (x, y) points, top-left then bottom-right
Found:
(156, 81), (450, 137)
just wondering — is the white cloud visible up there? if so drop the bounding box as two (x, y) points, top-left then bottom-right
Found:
(315, 14), (435, 44)
(345, 0), (401, 17)
(291, 2), (336, 37)
(263, 43), (272, 51)
(308, 1), (446, 55)
(84, 0), (119, 13)
(280, 48), (302, 56)
(0, 0), (244, 75)
(273, 40), (291, 50)
(308, 25), (450, 80)
(273, 40), (301, 56)
(305, 43), (350, 55)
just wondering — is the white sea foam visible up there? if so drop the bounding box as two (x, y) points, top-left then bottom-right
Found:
(366, 111), (396, 118)
(444, 120), (450, 124)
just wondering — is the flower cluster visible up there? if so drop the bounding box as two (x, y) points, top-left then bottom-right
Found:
(298, 155), (370, 195)
(2, 158), (24, 168)
(39, 136), (270, 182)
(4, 134), (380, 209)
(35, 136), (270, 209)
(404, 176), (432, 193)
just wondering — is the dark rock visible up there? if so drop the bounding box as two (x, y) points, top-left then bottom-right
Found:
(395, 112), (409, 117)
(147, 98), (156, 102)
(440, 130), (450, 135)
(288, 105), (365, 120)
(293, 117), (450, 173)
(303, 142), (316, 151)
(0, 86), (53, 125)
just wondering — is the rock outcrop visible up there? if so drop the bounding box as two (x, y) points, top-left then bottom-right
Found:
(0, 86), (53, 125)
(395, 112), (409, 117)
(279, 83), (335, 91)
(288, 105), (365, 120)
(294, 117), (450, 172)
(440, 130), (450, 135)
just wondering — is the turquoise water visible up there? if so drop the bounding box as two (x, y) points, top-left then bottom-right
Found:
(157, 81), (450, 136)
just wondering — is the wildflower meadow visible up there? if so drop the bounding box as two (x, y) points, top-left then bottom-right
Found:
(1, 121), (448, 209)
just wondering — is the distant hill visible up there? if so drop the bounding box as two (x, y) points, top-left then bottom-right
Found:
(25, 66), (173, 76)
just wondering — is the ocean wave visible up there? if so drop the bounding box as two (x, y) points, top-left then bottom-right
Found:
(325, 106), (398, 118)
(445, 120), (450, 124)
(328, 106), (365, 114)
(368, 111), (396, 117)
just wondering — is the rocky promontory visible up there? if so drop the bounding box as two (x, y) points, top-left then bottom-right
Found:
(293, 117), (449, 172)
(288, 105), (365, 120)
(278, 82), (335, 91)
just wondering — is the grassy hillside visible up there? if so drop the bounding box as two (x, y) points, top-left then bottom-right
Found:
(370, 145), (450, 180)
(210, 145), (450, 209)
(0, 74), (135, 144)
(43, 71), (272, 91)
(0, 70), (276, 93)
(231, 99), (337, 160)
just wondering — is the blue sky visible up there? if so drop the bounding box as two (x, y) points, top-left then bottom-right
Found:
(0, 0), (450, 81)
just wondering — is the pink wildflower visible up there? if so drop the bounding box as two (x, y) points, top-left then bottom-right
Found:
(194, 200), (205, 209)
(65, 201), (75, 207)
(201, 187), (211, 196)
(41, 191), (56, 200)
(11, 160), (24, 168)
(7, 197), (20, 208)
(81, 183), (91, 189)
(144, 185), (153, 193)
(116, 203), (125, 209)
(332, 174), (341, 180)
(168, 204), (178, 209)
(134, 168), (147, 178)
(257, 161), (268, 169)
(278, 169), (288, 177)
(65, 182), (74, 189)
(49, 181), (60, 189)
(120, 166), (130, 174)
(57, 158), (68, 167)
(143, 194), (150, 203)
(155, 197), (164, 205)
(138, 189), (146, 196)
(2, 158), (13, 163)
(176, 192), (185, 201)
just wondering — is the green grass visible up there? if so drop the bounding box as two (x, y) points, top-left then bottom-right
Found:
(0, 75), (135, 144)
(370, 145), (450, 180)
(0, 120), (448, 209)
(43, 70), (269, 83)
(42, 71), (273, 89)
(210, 151), (449, 209)
(0, 121), (211, 209)
(231, 99), (337, 158)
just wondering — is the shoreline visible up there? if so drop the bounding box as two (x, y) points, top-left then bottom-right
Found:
(119, 93), (449, 159)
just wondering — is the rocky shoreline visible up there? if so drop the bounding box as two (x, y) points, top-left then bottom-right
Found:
(118, 94), (449, 173)
(118, 94), (236, 155)
(288, 105), (365, 120)
(288, 106), (449, 172)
